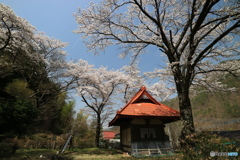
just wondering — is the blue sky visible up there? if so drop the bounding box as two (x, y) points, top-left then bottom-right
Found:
(1, 0), (163, 112)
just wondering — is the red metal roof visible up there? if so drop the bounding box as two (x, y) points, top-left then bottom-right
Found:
(109, 86), (180, 126)
(102, 131), (116, 140)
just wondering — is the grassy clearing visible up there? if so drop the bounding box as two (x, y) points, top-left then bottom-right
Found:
(72, 153), (179, 160)
(71, 148), (179, 159)
(73, 154), (130, 160)
(0, 148), (180, 160)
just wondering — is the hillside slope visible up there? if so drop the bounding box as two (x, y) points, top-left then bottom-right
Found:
(163, 74), (240, 145)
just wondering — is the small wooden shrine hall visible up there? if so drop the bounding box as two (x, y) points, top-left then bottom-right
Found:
(109, 86), (180, 155)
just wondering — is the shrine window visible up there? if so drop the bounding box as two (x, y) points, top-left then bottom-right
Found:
(140, 128), (156, 139)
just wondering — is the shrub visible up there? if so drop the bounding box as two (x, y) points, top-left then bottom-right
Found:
(16, 134), (66, 150)
(180, 132), (239, 159)
(74, 137), (95, 149)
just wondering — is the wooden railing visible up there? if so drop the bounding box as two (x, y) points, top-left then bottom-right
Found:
(131, 141), (174, 156)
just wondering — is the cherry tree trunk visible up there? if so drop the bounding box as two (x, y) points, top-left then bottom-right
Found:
(95, 114), (101, 147)
(178, 91), (195, 145)
(171, 62), (195, 145)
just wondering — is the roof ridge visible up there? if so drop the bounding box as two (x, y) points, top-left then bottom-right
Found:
(109, 86), (180, 126)
(118, 85), (161, 114)
(117, 86), (144, 113)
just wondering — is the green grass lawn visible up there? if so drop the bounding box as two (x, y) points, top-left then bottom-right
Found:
(0, 148), (180, 160)
(73, 154), (179, 160)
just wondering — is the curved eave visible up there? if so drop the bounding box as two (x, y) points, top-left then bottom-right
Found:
(109, 114), (180, 126)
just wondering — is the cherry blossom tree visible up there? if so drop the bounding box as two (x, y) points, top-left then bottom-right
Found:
(67, 59), (143, 147)
(121, 64), (174, 102)
(120, 64), (144, 103)
(30, 32), (72, 93)
(0, 3), (72, 101)
(0, 4), (35, 54)
(0, 4), (69, 82)
(0, 3), (36, 78)
(74, 0), (240, 142)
